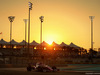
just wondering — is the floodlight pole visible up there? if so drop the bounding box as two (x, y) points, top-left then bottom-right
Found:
(8, 16), (15, 49)
(28, 8), (30, 57)
(89, 16), (95, 50)
(23, 19), (28, 49)
(10, 22), (12, 48)
(39, 16), (44, 50)
(28, 2), (32, 57)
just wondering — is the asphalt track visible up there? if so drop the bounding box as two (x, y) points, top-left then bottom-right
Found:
(0, 64), (100, 75)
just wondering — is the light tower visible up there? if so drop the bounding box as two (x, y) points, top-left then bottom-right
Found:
(39, 16), (44, 48)
(23, 19), (28, 48)
(8, 16), (15, 48)
(89, 16), (95, 50)
(28, 2), (32, 56)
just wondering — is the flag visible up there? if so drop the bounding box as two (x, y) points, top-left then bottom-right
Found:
(0, 32), (2, 34)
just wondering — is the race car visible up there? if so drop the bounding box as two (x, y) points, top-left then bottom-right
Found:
(27, 62), (59, 72)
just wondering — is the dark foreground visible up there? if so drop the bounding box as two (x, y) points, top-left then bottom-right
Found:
(1, 70), (100, 75)
(0, 70), (85, 75)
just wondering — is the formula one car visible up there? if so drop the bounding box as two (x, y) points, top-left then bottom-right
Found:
(27, 62), (59, 72)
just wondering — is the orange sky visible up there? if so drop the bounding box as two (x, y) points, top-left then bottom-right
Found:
(0, 0), (100, 50)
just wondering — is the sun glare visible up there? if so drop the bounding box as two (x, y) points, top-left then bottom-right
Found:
(47, 40), (53, 45)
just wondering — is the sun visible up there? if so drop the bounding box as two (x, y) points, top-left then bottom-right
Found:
(45, 35), (55, 45)
(47, 40), (53, 45)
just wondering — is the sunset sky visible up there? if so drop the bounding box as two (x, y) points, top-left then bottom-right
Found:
(0, 0), (100, 49)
